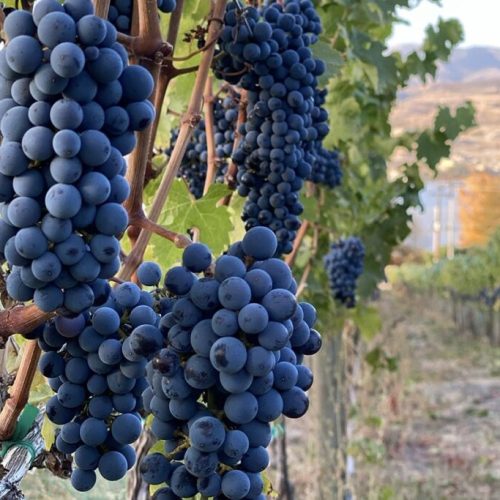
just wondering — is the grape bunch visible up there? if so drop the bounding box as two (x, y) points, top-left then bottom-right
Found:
(0, 0), (155, 314)
(308, 145), (342, 188)
(166, 123), (206, 200)
(35, 264), (169, 492)
(306, 87), (342, 189)
(324, 236), (365, 308)
(213, 0), (327, 255)
(214, 92), (240, 184)
(108, 0), (177, 34)
(166, 92), (239, 199)
(140, 227), (322, 499)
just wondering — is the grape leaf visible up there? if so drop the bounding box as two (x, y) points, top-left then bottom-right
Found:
(348, 305), (382, 340)
(416, 131), (450, 170)
(152, 181), (234, 269)
(434, 102), (476, 140)
(312, 40), (343, 85)
(41, 416), (56, 450)
(28, 371), (52, 405)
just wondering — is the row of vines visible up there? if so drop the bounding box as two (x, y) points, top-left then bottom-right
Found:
(0, 0), (477, 499)
(390, 230), (500, 345)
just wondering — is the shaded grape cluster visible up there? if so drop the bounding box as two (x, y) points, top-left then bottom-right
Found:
(166, 92), (239, 199)
(213, 0), (327, 255)
(324, 236), (365, 308)
(140, 227), (321, 499)
(306, 87), (342, 188)
(308, 145), (342, 188)
(0, 0), (155, 314)
(108, 0), (177, 34)
(34, 264), (169, 492)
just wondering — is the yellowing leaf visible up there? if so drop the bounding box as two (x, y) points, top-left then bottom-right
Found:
(41, 415), (56, 450)
(28, 371), (53, 405)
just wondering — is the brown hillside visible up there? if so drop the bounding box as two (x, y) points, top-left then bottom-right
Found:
(391, 79), (500, 174)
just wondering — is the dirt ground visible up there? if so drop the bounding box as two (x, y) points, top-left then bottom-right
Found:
(353, 290), (500, 500)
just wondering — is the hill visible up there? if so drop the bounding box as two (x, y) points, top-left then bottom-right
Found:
(391, 46), (500, 173)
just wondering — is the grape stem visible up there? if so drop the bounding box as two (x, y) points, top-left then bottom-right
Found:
(129, 213), (192, 248)
(0, 305), (53, 346)
(203, 77), (217, 195)
(285, 220), (310, 267)
(116, 0), (173, 57)
(126, 427), (156, 500)
(119, 0), (229, 281)
(125, 56), (164, 223)
(296, 225), (320, 298)
(0, 340), (41, 440)
(163, 33), (220, 62)
(143, 0), (188, 188)
(92, 0), (111, 18)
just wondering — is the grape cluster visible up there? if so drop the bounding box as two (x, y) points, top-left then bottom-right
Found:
(140, 227), (321, 499)
(166, 92), (239, 199)
(213, 0), (327, 255)
(306, 87), (342, 189)
(324, 237), (365, 308)
(214, 93), (240, 184)
(308, 145), (342, 188)
(35, 264), (168, 492)
(0, 0), (155, 314)
(108, 0), (177, 34)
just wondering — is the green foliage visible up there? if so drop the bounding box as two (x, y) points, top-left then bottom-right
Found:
(365, 347), (399, 373)
(390, 230), (500, 299)
(416, 102), (476, 169)
(148, 180), (235, 270)
(294, 0), (476, 339)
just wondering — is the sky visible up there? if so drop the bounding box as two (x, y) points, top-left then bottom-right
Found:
(389, 0), (500, 48)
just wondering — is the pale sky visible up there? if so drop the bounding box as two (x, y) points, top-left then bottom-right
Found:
(389, 0), (500, 48)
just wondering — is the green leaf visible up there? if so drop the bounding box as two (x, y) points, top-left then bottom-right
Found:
(300, 192), (319, 223)
(165, 72), (197, 115)
(152, 181), (234, 269)
(349, 305), (382, 340)
(312, 40), (344, 85)
(416, 131), (450, 170)
(434, 102), (476, 140)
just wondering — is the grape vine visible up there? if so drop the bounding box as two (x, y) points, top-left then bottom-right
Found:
(0, 0), (476, 498)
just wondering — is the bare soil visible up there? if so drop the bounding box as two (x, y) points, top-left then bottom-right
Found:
(354, 291), (500, 500)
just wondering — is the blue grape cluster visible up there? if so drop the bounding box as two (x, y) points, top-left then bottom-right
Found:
(140, 227), (321, 499)
(35, 265), (168, 492)
(166, 124), (206, 199)
(306, 88), (342, 189)
(0, 0), (155, 314)
(324, 237), (365, 308)
(214, 93), (240, 184)
(308, 145), (342, 188)
(108, 0), (177, 34)
(166, 92), (239, 199)
(213, 0), (327, 255)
